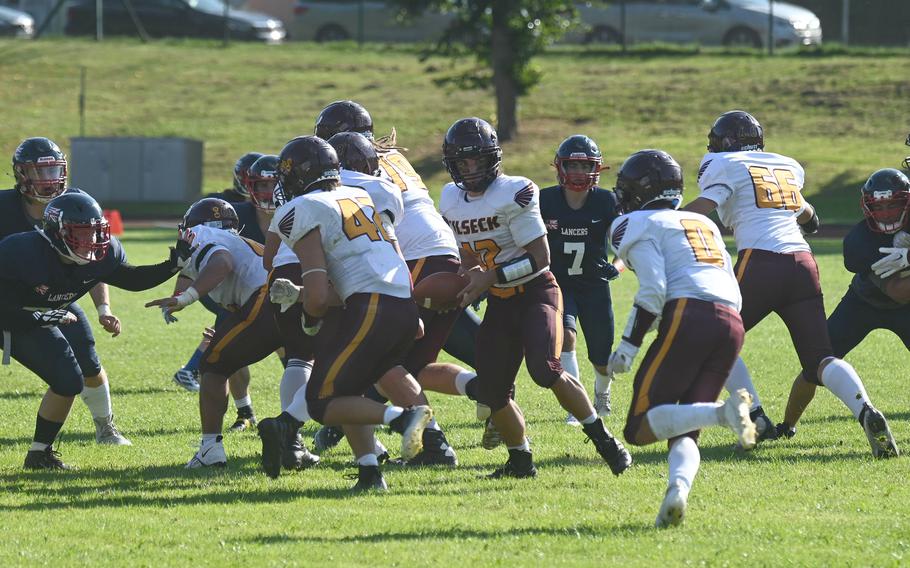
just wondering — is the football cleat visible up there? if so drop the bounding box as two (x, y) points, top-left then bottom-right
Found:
(722, 389), (757, 451)
(283, 431), (320, 470)
(173, 368), (200, 393)
(24, 446), (74, 470)
(396, 429), (458, 466)
(257, 417), (293, 478)
(775, 422), (797, 439)
(583, 418), (632, 476)
(185, 436), (227, 468)
(565, 413), (582, 427)
(94, 415), (132, 446)
(488, 449), (537, 479)
(481, 417), (503, 450)
(350, 465), (388, 493)
(228, 411), (258, 433)
(388, 406), (433, 461)
(860, 404), (899, 459)
(594, 386), (612, 417)
(313, 425), (345, 454)
(655, 480), (689, 528)
(750, 406), (778, 442)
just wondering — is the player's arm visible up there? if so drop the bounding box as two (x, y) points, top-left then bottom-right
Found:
(102, 231), (194, 292)
(878, 274), (910, 304)
(795, 200), (820, 234)
(290, 229), (333, 337)
(263, 230), (281, 272)
(682, 197), (718, 216)
(143, 250), (233, 314)
(88, 282), (120, 337)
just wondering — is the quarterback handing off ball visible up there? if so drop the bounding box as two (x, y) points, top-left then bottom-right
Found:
(412, 272), (469, 311)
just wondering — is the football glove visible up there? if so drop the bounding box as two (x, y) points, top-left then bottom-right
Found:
(606, 339), (639, 375)
(871, 247), (910, 278)
(604, 263), (621, 281)
(270, 278), (301, 313)
(33, 308), (77, 328)
(169, 228), (197, 270)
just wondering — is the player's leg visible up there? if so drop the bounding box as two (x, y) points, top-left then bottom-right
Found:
(61, 303), (130, 445)
(227, 366), (257, 432)
(8, 327), (84, 469)
(575, 284), (615, 417)
(779, 291), (871, 437)
(520, 276), (630, 475)
(780, 253), (897, 458)
(173, 294), (221, 392)
(559, 287), (583, 426)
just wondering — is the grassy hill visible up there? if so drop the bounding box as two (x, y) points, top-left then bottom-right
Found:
(0, 39), (907, 221)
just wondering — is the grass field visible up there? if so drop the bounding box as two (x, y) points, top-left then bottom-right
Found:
(0, 39), (909, 565)
(0, 230), (907, 565)
(0, 39), (907, 221)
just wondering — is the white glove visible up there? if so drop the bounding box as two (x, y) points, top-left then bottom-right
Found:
(161, 307), (179, 324)
(33, 308), (77, 328)
(270, 278), (301, 313)
(606, 339), (639, 375)
(892, 230), (910, 248)
(871, 247), (910, 278)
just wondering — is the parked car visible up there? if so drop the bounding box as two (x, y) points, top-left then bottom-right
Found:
(0, 4), (33, 38)
(573, 0), (822, 48)
(288, 0), (454, 43)
(65, 0), (286, 43)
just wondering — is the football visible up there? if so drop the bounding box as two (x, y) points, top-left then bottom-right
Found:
(413, 271), (469, 311)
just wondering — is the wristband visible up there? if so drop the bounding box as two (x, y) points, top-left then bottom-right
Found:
(96, 303), (112, 318)
(622, 305), (659, 347)
(176, 286), (200, 308)
(301, 268), (328, 279)
(495, 253), (538, 285)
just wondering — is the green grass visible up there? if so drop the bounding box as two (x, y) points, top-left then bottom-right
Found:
(0, 39), (907, 221)
(0, 230), (908, 565)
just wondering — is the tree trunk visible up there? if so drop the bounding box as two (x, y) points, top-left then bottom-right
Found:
(491, 1), (519, 141)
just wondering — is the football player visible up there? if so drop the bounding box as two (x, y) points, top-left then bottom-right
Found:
(540, 134), (620, 423)
(146, 198), (318, 470)
(312, 101), (479, 461)
(0, 192), (189, 469)
(684, 110), (895, 458)
(607, 149), (756, 528)
(1, 137), (130, 445)
(261, 136), (432, 491)
(774, 169), (905, 456)
(172, 151), (268, 435)
(439, 117), (631, 478)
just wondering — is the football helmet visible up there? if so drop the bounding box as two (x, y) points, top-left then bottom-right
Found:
(442, 117), (502, 193)
(42, 192), (110, 265)
(13, 137), (68, 202)
(707, 110), (764, 153)
(246, 155), (280, 212)
(315, 100), (373, 140)
(554, 134), (604, 193)
(614, 149), (684, 213)
(232, 152), (264, 197)
(327, 131), (380, 176)
(276, 136), (341, 198)
(181, 197), (240, 231)
(861, 168), (910, 234)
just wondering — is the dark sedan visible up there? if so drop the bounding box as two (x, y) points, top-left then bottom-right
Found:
(66, 0), (285, 43)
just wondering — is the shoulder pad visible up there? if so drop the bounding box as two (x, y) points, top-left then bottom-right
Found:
(697, 153), (729, 190)
(609, 212), (651, 258)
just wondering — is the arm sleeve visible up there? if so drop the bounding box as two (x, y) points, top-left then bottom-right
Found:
(504, 182), (546, 248)
(697, 157), (733, 206)
(625, 239), (667, 316)
(102, 259), (179, 291)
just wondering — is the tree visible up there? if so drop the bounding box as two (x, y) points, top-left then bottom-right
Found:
(389, 0), (576, 141)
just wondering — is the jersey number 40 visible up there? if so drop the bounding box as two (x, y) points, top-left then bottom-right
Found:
(338, 197), (391, 242)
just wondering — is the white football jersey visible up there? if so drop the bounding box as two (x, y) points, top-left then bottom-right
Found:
(377, 149), (459, 261)
(340, 168), (404, 233)
(180, 225), (267, 308)
(698, 151), (809, 254)
(270, 185), (411, 301)
(439, 174), (548, 288)
(609, 209), (741, 314)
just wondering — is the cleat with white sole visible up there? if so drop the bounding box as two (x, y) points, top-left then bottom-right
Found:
(389, 405), (432, 461)
(723, 388), (757, 450)
(565, 413), (582, 427)
(173, 368), (200, 393)
(185, 436), (227, 468)
(655, 481), (689, 528)
(860, 404), (899, 459)
(94, 415), (132, 446)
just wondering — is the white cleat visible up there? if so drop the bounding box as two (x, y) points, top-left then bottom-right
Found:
(399, 406), (433, 461)
(565, 413), (582, 427)
(185, 436), (227, 468)
(594, 388), (612, 418)
(94, 415), (132, 445)
(655, 480), (689, 528)
(723, 388), (757, 450)
(173, 368), (201, 393)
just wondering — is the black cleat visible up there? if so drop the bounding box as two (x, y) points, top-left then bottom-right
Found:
(313, 425), (345, 454)
(350, 465), (388, 493)
(396, 429), (458, 466)
(750, 406), (778, 442)
(229, 407), (257, 433)
(488, 449), (537, 479)
(775, 422), (797, 439)
(583, 418), (632, 476)
(24, 446), (74, 471)
(282, 430), (320, 470)
(258, 417), (292, 479)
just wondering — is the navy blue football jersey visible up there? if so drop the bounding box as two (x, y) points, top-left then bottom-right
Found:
(843, 221), (901, 310)
(0, 187), (87, 239)
(0, 231), (127, 329)
(234, 201), (266, 244)
(540, 185), (619, 285)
